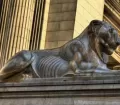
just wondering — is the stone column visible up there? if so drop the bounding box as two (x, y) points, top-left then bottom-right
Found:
(40, 0), (51, 49)
(0, 0), (35, 67)
(29, 0), (45, 50)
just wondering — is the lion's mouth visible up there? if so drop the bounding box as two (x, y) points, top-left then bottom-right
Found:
(95, 38), (118, 63)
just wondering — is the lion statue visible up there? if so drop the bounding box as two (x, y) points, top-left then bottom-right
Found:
(0, 20), (120, 81)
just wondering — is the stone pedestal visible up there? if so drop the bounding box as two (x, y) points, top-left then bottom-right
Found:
(0, 76), (120, 105)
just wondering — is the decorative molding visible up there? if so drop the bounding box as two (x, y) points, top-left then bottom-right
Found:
(104, 0), (120, 34)
(1, 76), (120, 98)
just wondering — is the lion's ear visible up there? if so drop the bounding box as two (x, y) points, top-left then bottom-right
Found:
(90, 20), (102, 26)
(88, 20), (103, 34)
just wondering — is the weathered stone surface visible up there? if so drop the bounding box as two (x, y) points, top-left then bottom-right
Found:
(48, 12), (76, 22)
(1, 77), (120, 105)
(62, 3), (77, 11)
(45, 41), (58, 49)
(60, 21), (75, 30)
(58, 41), (68, 46)
(62, 12), (76, 21)
(49, 4), (62, 13)
(45, 0), (77, 49)
(46, 30), (73, 41)
(50, 0), (77, 4)
(48, 13), (63, 22)
(47, 22), (60, 31)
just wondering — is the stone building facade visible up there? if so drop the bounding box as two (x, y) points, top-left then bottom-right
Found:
(41, 0), (104, 49)
(0, 0), (119, 67)
(0, 0), (35, 67)
(0, 0), (45, 67)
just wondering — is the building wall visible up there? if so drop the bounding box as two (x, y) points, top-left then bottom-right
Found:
(41, 0), (105, 49)
(0, 0), (46, 67)
(0, 0), (105, 67)
(73, 0), (104, 38)
(44, 0), (77, 49)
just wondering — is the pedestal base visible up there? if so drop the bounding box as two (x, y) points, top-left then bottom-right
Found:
(0, 77), (120, 105)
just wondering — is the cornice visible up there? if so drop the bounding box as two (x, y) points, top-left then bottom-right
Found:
(104, 0), (120, 33)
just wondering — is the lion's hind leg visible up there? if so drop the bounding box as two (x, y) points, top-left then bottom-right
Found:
(0, 50), (33, 80)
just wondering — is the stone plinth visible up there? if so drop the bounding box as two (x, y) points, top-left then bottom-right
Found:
(1, 76), (120, 105)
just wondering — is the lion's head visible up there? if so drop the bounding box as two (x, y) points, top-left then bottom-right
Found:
(88, 20), (120, 63)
